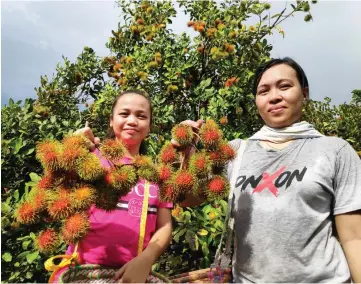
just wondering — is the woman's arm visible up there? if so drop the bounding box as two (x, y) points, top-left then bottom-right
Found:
(139, 207), (173, 264)
(335, 210), (361, 283)
(114, 208), (172, 283)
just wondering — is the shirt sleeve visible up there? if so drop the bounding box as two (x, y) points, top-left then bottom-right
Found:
(333, 142), (361, 215)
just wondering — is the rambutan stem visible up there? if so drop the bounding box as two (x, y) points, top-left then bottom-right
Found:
(179, 144), (197, 170)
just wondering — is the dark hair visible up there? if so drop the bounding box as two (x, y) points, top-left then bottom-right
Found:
(252, 57), (309, 96)
(107, 89), (152, 155)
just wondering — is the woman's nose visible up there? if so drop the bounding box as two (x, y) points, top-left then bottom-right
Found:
(127, 115), (138, 125)
(269, 88), (283, 104)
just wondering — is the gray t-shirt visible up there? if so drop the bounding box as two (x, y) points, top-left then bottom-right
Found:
(227, 137), (361, 283)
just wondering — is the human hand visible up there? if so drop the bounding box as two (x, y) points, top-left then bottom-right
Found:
(113, 254), (153, 283)
(74, 122), (101, 151)
(171, 119), (203, 169)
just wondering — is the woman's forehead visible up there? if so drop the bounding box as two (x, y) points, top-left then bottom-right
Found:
(259, 64), (298, 84)
(114, 94), (150, 109)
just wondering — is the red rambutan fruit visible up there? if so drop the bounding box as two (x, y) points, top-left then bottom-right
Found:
(158, 164), (173, 182)
(208, 149), (226, 166)
(71, 185), (96, 211)
(30, 188), (47, 211)
(137, 165), (160, 183)
(16, 201), (40, 224)
(132, 155), (153, 168)
(159, 183), (180, 203)
(205, 175), (229, 200)
(99, 139), (126, 161)
(76, 153), (105, 181)
(62, 135), (91, 151)
(158, 142), (178, 164)
(172, 170), (196, 194)
(36, 140), (62, 171)
(36, 174), (55, 191)
(199, 120), (223, 149)
(189, 152), (213, 178)
(171, 124), (194, 147)
(62, 213), (90, 245)
(106, 165), (137, 194)
(47, 192), (74, 220)
(60, 146), (88, 170)
(219, 142), (236, 161)
(35, 228), (60, 254)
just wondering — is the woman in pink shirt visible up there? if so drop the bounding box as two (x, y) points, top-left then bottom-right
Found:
(54, 90), (172, 283)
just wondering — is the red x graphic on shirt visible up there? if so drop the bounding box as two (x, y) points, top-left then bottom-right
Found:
(252, 166), (286, 197)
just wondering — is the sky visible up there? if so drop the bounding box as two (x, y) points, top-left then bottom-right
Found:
(1, 1), (361, 107)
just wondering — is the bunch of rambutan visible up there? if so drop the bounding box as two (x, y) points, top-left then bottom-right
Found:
(158, 119), (235, 203)
(15, 134), (159, 252)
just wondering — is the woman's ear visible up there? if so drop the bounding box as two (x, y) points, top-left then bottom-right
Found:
(303, 87), (310, 101)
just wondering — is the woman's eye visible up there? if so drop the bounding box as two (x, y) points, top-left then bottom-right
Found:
(280, 85), (291, 90)
(258, 90), (268, 96)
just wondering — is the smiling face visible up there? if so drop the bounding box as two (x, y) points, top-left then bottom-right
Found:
(255, 63), (309, 128)
(110, 93), (151, 151)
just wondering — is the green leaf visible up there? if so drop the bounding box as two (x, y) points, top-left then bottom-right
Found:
(182, 211), (191, 222)
(13, 190), (20, 201)
(2, 252), (12, 262)
(185, 231), (199, 251)
(200, 78), (212, 89)
(174, 228), (187, 243)
(9, 137), (23, 154)
(197, 229), (208, 236)
(1, 202), (12, 214)
(29, 232), (36, 239)
(219, 199), (228, 214)
(9, 98), (14, 107)
(202, 242), (210, 256)
(202, 204), (213, 214)
(26, 250), (39, 264)
(25, 148), (35, 155)
(29, 172), (41, 182)
(50, 116), (56, 123)
(26, 272), (33, 279)
(22, 240), (32, 250)
(17, 236), (31, 241)
(9, 271), (20, 281)
(16, 250), (30, 259)
(215, 219), (224, 230)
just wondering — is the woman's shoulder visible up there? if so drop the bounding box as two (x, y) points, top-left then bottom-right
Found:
(311, 136), (350, 153)
(228, 138), (242, 150)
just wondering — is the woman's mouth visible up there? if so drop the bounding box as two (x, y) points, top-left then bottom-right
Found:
(269, 106), (286, 114)
(123, 129), (138, 134)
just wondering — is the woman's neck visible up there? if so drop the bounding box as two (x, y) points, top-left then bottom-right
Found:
(260, 140), (294, 150)
(125, 144), (140, 158)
